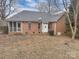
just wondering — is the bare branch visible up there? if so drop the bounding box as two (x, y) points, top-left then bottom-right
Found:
(54, 0), (79, 39)
(0, 0), (13, 20)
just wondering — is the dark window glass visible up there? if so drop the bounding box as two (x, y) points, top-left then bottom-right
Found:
(38, 23), (40, 29)
(48, 23), (52, 29)
(9, 22), (12, 32)
(45, 26), (46, 28)
(18, 22), (21, 28)
(14, 22), (16, 31)
(18, 22), (21, 31)
(28, 22), (31, 30)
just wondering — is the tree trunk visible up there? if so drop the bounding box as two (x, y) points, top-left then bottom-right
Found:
(72, 33), (75, 39)
(72, 31), (76, 39)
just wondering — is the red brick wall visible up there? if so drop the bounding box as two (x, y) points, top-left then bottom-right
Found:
(48, 15), (66, 35)
(21, 22), (39, 34)
(56, 15), (66, 33)
(21, 22), (28, 34)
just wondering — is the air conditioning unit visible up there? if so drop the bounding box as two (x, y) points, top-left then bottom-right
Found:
(57, 32), (62, 36)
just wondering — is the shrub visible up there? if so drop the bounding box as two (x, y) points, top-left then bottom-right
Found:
(66, 29), (79, 39)
(3, 26), (8, 34)
(48, 30), (54, 36)
(0, 26), (8, 34)
(75, 29), (79, 38)
(65, 31), (72, 37)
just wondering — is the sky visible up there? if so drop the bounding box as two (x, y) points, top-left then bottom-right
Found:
(17, 0), (38, 8)
(16, 0), (60, 8)
(14, 0), (70, 11)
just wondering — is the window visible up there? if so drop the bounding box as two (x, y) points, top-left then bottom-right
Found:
(48, 23), (52, 31)
(38, 23), (40, 29)
(48, 23), (52, 29)
(9, 22), (21, 32)
(17, 22), (21, 31)
(9, 22), (12, 32)
(45, 26), (46, 28)
(28, 22), (31, 30)
(14, 22), (16, 31)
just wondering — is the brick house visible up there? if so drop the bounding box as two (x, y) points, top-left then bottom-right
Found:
(6, 10), (66, 35)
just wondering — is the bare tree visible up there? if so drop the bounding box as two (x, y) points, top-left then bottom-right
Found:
(37, 2), (49, 12)
(36, 0), (59, 13)
(54, 0), (79, 39)
(0, 0), (13, 21)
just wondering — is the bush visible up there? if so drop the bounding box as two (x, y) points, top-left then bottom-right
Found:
(75, 29), (79, 38)
(65, 30), (79, 39)
(48, 31), (54, 36)
(0, 26), (8, 34)
(65, 31), (72, 37)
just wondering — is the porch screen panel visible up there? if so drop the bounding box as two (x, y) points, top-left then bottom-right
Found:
(17, 22), (21, 31)
(9, 22), (12, 32)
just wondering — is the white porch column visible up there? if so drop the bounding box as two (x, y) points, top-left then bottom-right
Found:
(12, 22), (14, 32)
(16, 22), (18, 32)
(8, 22), (10, 32)
(54, 23), (56, 35)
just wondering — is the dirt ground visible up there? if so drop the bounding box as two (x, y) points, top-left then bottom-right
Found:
(0, 34), (79, 59)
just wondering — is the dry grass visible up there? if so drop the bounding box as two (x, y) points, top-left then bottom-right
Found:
(0, 35), (79, 59)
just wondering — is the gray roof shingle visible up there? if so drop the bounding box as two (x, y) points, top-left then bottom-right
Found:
(6, 10), (65, 23)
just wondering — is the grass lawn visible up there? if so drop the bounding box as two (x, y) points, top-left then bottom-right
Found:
(0, 35), (79, 59)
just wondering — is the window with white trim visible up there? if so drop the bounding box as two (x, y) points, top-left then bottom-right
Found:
(9, 22), (21, 32)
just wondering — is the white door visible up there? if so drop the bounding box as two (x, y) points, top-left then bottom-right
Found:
(42, 23), (48, 32)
